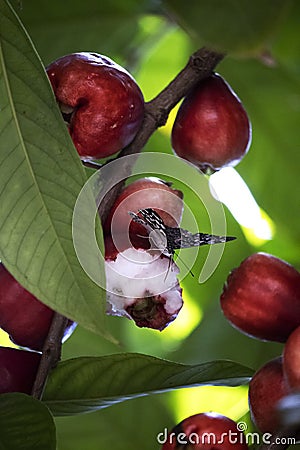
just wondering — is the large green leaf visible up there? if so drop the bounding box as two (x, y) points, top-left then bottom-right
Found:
(163, 0), (290, 56)
(0, 393), (56, 450)
(43, 353), (253, 415)
(0, 0), (108, 336)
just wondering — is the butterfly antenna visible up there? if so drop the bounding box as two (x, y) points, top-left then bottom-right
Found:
(174, 252), (194, 278)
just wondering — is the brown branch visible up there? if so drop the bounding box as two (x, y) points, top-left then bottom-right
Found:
(31, 46), (224, 400)
(31, 312), (68, 399)
(99, 46), (224, 223)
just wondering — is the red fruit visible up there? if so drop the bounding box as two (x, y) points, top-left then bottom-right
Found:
(105, 243), (183, 331)
(0, 264), (76, 352)
(0, 346), (41, 394)
(249, 357), (290, 433)
(171, 73), (251, 173)
(283, 326), (300, 390)
(104, 177), (183, 252)
(220, 253), (300, 342)
(161, 412), (248, 449)
(47, 52), (144, 159)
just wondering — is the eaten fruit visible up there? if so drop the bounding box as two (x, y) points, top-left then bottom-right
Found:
(0, 264), (76, 352)
(47, 52), (144, 159)
(220, 253), (300, 342)
(105, 242), (183, 331)
(171, 73), (251, 173)
(0, 346), (41, 394)
(161, 412), (248, 449)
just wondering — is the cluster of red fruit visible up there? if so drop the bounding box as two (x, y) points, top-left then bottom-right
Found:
(46, 52), (251, 170)
(44, 51), (251, 332)
(221, 252), (300, 434)
(2, 51), (297, 448)
(160, 254), (300, 449)
(0, 263), (76, 394)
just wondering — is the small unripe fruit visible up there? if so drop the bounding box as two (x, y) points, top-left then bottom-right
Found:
(0, 264), (76, 351)
(161, 412), (248, 449)
(171, 73), (251, 173)
(47, 52), (144, 159)
(220, 253), (300, 342)
(283, 326), (300, 390)
(0, 346), (41, 394)
(249, 357), (290, 433)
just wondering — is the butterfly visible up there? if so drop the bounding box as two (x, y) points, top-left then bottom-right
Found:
(129, 208), (236, 258)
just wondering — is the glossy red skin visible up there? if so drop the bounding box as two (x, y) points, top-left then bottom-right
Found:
(283, 326), (300, 390)
(104, 177), (183, 252)
(0, 264), (76, 352)
(0, 346), (41, 394)
(171, 74), (251, 172)
(47, 52), (144, 159)
(162, 412), (248, 449)
(249, 357), (290, 433)
(220, 253), (300, 342)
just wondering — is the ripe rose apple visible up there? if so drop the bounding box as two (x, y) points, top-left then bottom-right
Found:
(0, 346), (41, 394)
(171, 73), (251, 173)
(105, 237), (183, 331)
(161, 412), (248, 449)
(220, 253), (300, 342)
(283, 326), (300, 390)
(249, 357), (290, 433)
(47, 52), (144, 159)
(0, 264), (76, 352)
(104, 177), (183, 252)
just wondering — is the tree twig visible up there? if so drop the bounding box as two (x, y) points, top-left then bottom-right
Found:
(31, 313), (69, 399)
(99, 46), (224, 223)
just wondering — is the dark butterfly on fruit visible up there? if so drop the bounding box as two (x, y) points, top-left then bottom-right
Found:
(129, 208), (236, 259)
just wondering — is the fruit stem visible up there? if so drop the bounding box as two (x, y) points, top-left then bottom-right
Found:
(98, 47), (224, 223)
(31, 312), (69, 399)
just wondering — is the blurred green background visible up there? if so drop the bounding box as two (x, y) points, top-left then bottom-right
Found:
(2, 0), (299, 448)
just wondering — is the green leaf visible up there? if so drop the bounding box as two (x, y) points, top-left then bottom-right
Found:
(43, 353), (253, 416)
(55, 395), (173, 450)
(163, 0), (290, 56)
(0, 0), (109, 337)
(0, 393), (56, 450)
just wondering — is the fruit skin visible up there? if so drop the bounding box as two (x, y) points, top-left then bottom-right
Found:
(220, 252), (300, 342)
(283, 325), (300, 390)
(0, 346), (41, 394)
(161, 412), (248, 449)
(0, 264), (76, 352)
(104, 177), (183, 252)
(171, 73), (251, 173)
(47, 52), (144, 159)
(249, 357), (290, 433)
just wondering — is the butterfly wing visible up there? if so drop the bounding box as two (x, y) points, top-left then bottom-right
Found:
(138, 208), (166, 231)
(168, 227), (236, 250)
